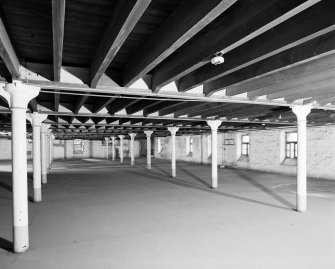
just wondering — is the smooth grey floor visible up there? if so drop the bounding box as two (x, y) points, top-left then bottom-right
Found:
(0, 158), (334, 269)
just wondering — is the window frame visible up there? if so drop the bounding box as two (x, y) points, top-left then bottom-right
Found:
(241, 135), (250, 157)
(285, 132), (298, 159)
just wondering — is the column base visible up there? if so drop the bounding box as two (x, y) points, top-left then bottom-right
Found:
(42, 174), (47, 184)
(296, 193), (307, 213)
(147, 163), (151, 170)
(172, 169), (176, 178)
(131, 161), (135, 166)
(13, 225), (29, 253)
(211, 178), (218, 189)
(34, 188), (42, 202)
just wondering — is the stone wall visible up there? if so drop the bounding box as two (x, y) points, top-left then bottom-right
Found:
(154, 125), (335, 180)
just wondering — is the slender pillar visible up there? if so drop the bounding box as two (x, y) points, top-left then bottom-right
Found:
(26, 113), (48, 202)
(292, 105), (311, 213)
(105, 137), (109, 159)
(207, 120), (222, 189)
(111, 136), (116, 161)
(0, 81), (40, 253)
(167, 127), (179, 178)
(46, 130), (51, 173)
(41, 123), (51, 184)
(129, 133), (136, 166)
(144, 131), (153, 170)
(118, 135), (125, 163)
(50, 134), (55, 166)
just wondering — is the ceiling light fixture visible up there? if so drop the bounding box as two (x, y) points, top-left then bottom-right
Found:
(211, 52), (224, 65)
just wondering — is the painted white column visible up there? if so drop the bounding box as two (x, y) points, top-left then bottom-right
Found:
(207, 120), (222, 189)
(167, 127), (179, 178)
(118, 135), (124, 163)
(50, 134), (55, 165)
(0, 81), (40, 253)
(144, 130), (153, 170)
(111, 136), (116, 161)
(26, 112), (47, 202)
(129, 133), (136, 166)
(46, 129), (52, 173)
(41, 123), (51, 184)
(105, 137), (109, 159)
(292, 105), (312, 213)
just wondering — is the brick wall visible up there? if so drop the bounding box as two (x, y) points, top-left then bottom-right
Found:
(154, 125), (335, 180)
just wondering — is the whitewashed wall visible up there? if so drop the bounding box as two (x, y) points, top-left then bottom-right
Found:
(154, 125), (335, 180)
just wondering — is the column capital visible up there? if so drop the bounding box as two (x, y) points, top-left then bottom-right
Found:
(0, 81), (40, 108)
(110, 136), (116, 141)
(118, 135), (125, 140)
(206, 120), (222, 131)
(291, 105), (312, 121)
(104, 137), (109, 141)
(129, 133), (136, 139)
(41, 123), (51, 133)
(144, 130), (153, 137)
(26, 112), (48, 127)
(167, 127), (179, 135)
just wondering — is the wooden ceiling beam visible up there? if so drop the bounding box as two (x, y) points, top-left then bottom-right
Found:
(0, 16), (20, 78)
(158, 102), (196, 117)
(204, 31), (335, 96)
(52, 0), (66, 121)
(174, 103), (218, 118)
(270, 78), (335, 101)
(126, 99), (163, 115)
(179, 1), (334, 93)
(107, 99), (140, 115)
(90, 0), (151, 88)
(152, 0), (320, 91)
(246, 55), (335, 99)
(91, 97), (116, 114)
(123, 0), (237, 87)
(144, 101), (178, 116)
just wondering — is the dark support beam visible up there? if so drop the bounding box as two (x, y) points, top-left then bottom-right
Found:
(107, 99), (140, 115)
(90, 0), (151, 88)
(203, 31), (335, 96)
(123, 0), (237, 86)
(0, 16), (20, 78)
(126, 100), (164, 115)
(52, 0), (65, 122)
(92, 97), (116, 114)
(152, 0), (320, 91)
(52, 0), (65, 82)
(143, 101), (179, 116)
(179, 1), (335, 93)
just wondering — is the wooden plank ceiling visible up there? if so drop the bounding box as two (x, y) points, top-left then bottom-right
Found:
(0, 0), (334, 139)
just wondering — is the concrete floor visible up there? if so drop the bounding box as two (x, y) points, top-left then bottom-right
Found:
(0, 158), (334, 268)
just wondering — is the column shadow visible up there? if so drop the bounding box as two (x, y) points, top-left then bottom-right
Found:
(179, 166), (211, 187)
(232, 170), (295, 210)
(0, 172), (34, 203)
(128, 170), (293, 212)
(0, 237), (13, 252)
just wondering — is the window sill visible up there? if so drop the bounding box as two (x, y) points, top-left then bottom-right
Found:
(281, 158), (297, 166)
(238, 155), (249, 162)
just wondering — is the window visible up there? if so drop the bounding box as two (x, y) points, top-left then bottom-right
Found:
(157, 138), (162, 153)
(241, 135), (250, 156)
(286, 132), (297, 158)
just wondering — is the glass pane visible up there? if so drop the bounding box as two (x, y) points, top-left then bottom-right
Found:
(242, 135), (249, 143)
(286, 132), (297, 142)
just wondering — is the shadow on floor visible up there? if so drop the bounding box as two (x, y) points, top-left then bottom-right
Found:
(0, 172), (35, 203)
(0, 237), (13, 252)
(127, 169), (294, 212)
(179, 166), (211, 188)
(232, 170), (295, 210)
